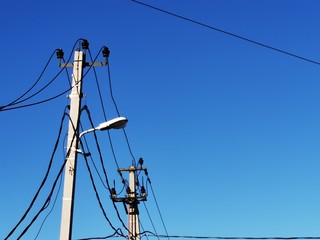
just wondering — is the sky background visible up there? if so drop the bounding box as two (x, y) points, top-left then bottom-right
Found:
(0, 0), (320, 239)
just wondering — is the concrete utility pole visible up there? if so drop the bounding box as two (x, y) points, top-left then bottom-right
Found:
(60, 50), (85, 240)
(58, 40), (111, 240)
(112, 165), (147, 240)
(128, 166), (141, 240)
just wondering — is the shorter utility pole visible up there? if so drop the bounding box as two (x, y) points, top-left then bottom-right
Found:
(111, 164), (148, 240)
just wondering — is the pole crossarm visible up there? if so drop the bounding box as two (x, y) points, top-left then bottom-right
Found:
(59, 61), (107, 68)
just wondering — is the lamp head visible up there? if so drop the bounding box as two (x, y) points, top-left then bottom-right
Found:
(96, 117), (128, 131)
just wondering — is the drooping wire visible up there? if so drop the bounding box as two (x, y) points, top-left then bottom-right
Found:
(33, 169), (63, 240)
(82, 106), (131, 234)
(16, 133), (76, 239)
(146, 176), (170, 240)
(0, 87), (71, 112)
(86, 47), (127, 190)
(106, 58), (137, 166)
(130, 0), (320, 66)
(142, 202), (160, 240)
(141, 233), (320, 240)
(4, 107), (70, 239)
(80, 123), (109, 190)
(80, 138), (126, 237)
(76, 230), (123, 240)
(0, 39), (83, 112)
(1, 49), (59, 108)
(87, 48), (121, 168)
(139, 220), (150, 240)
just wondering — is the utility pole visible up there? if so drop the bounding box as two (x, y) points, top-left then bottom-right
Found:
(59, 49), (85, 240)
(58, 40), (109, 240)
(112, 164), (147, 240)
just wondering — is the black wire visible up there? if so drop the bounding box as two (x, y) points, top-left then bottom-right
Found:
(2, 49), (58, 107)
(76, 230), (123, 240)
(147, 178), (170, 240)
(0, 39), (84, 112)
(33, 168), (63, 240)
(83, 107), (131, 234)
(87, 48), (109, 120)
(4, 108), (70, 239)
(142, 202), (160, 240)
(86, 48), (122, 172)
(80, 124), (109, 190)
(130, 0), (320, 66)
(16, 110), (81, 239)
(80, 139), (126, 237)
(106, 58), (137, 166)
(142, 234), (320, 240)
(139, 220), (151, 240)
(0, 88), (71, 111)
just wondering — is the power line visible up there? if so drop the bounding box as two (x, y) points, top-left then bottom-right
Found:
(33, 171), (63, 240)
(5, 109), (67, 240)
(106, 58), (137, 166)
(80, 140), (126, 237)
(0, 39), (85, 112)
(142, 234), (320, 240)
(130, 0), (320, 66)
(1, 49), (59, 108)
(82, 107), (131, 235)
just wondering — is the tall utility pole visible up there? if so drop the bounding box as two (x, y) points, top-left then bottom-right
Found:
(58, 40), (109, 240)
(60, 49), (85, 240)
(112, 165), (147, 240)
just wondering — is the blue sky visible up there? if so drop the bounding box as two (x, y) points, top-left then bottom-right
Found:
(1, 1), (320, 239)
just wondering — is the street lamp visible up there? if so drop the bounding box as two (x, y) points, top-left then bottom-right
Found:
(79, 117), (128, 138)
(60, 116), (128, 240)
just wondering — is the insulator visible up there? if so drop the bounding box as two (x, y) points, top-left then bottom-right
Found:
(82, 39), (89, 50)
(126, 187), (131, 194)
(141, 186), (146, 194)
(138, 157), (144, 166)
(102, 47), (110, 58)
(56, 49), (64, 59)
(111, 188), (116, 195)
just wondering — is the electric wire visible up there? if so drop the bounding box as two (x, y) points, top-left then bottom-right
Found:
(33, 169), (63, 240)
(80, 123), (109, 190)
(0, 39), (84, 112)
(82, 107), (131, 235)
(130, 0), (320, 66)
(146, 177), (170, 240)
(80, 139), (126, 237)
(1, 49), (59, 109)
(17, 135), (75, 239)
(4, 108), (71, 239)
(106, 59), (136, 166)
(139, 220), (151, 240)
(86, 47), (128, 192)
(87, 48), (122, 171)
(142, 202), (160, 240)
(141, 234), (320, 240)
(76, 230), (123, 240)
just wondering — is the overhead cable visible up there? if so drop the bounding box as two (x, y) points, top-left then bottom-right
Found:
(1, 49), (59, 109)
(4, 108), (71, 239)
(82, 107), (131, 234)
(142, 233), (320, 240)
(106, 58), (137, 166)
(0, 39), (84, 112)
(130, 0), (320, 66)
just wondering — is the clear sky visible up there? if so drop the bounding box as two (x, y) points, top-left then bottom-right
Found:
(1, 1), (320, 239)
